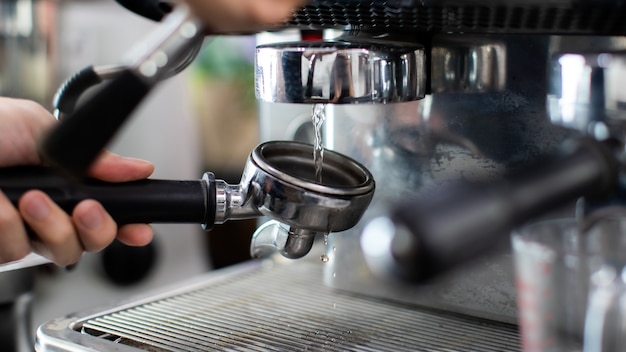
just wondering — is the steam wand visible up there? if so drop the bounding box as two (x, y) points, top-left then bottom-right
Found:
(361, 137), (620, 282)
(361, 49), (626, 282)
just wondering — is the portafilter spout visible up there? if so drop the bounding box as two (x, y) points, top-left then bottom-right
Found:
(0, 141), (374, 260)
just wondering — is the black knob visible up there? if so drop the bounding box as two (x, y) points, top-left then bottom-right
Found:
(100, 238), (158, 286)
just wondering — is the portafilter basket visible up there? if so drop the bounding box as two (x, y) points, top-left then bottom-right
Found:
(0, 141), (375, 260)
(245, 141), (375, 258)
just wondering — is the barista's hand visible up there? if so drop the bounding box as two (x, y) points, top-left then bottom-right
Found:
(183, 0), (309, 33)
(0, 97), (154, 266)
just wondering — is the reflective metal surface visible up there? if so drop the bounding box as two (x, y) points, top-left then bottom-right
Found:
(210, 141), (374, 259)
(431, 37), (506, 93)
(243, 141), (375, 258)
(258, 34), (574, 323)
(250, 220), (320, 259)
(255, 41), (425, 103)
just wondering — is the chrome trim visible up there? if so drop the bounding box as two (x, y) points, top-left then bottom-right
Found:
(255, 41), (426, 104)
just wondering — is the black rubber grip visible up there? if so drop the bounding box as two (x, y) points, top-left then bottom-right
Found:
(52, 66), (103, 116)
(389, 138), (619, 282)
(0, 166), (211, 226)
(40, 69), (152, 180)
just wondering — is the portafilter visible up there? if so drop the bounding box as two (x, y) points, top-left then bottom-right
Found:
(0, 141), (374, 260)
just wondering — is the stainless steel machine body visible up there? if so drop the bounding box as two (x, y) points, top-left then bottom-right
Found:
(257, 1), (626, 324)
(258, 35), (556, 324)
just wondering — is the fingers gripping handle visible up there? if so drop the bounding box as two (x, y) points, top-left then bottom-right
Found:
(0, 166), (215, 227)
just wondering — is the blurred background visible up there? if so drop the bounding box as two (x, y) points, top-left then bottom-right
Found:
(0, 0), (258, 350)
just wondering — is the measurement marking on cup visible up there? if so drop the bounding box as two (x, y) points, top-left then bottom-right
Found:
(515, 251), (555, 351)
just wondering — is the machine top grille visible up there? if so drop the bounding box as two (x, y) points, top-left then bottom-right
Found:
(288, 0), (626, 34)
(56, 261), (522, 351)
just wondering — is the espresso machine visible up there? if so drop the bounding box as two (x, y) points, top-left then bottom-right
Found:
(257, 0), (626, 323)
(27, 0), (626, 351)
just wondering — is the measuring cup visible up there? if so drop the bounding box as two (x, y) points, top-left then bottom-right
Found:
(512, 216), (626, 352)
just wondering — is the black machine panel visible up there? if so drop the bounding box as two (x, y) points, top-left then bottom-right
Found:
(289, 0), (626, 34)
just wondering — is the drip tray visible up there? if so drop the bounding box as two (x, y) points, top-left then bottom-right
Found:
(36, 259), (520, 351)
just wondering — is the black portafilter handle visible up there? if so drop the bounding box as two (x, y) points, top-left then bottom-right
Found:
(364, 137), (620, 283)
(0, 166), (215, 227)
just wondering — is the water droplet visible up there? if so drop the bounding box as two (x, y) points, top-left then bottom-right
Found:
(332, 272), (336, 278)
(320, 254), (329, 262)
(323, 233), (329, 246)
(332, 246), (336, 252)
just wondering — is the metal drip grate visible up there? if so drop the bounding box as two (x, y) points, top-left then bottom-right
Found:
(60, 261), (521, 352)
